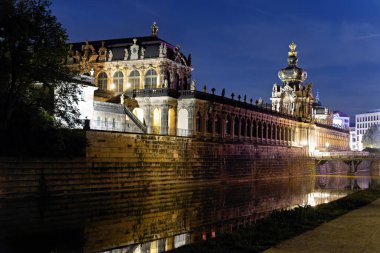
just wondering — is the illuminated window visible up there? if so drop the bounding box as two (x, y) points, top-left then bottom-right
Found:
(97, 72), (108, 90)
(145, 69), (157, 89)
(129, 70), (140, 89)
(113, 71), (124, 92)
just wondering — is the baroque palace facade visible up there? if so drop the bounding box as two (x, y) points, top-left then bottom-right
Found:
(66, 23), (349, 154)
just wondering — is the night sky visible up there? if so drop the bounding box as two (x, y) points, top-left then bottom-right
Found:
(51, 0), (380, 120)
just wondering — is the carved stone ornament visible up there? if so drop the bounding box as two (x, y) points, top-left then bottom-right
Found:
(190, 80), (196, 91)
(130, 38), (139, 60)
(159, 43), (167, 58)
(124, 48), (129, 60)
(107, 49), (113, 61)
(140, 47), (145, 59)
(98, 41), (107, 62)
(151, 22), (158, 36)
(66, 44), (74, 64)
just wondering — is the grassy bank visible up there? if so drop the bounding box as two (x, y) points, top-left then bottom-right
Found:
(170, 186), (380, 253)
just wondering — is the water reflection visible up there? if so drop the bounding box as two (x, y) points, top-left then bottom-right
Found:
(0, 163), (378, 253)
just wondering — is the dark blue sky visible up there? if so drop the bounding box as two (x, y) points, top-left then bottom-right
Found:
(51, 0), (380, 118)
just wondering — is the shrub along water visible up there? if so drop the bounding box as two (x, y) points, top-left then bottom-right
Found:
(170, 186), (380, 253)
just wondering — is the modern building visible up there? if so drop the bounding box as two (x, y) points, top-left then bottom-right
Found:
(349, 125), (357, 151)
(65, 23), (349, 153)
(355, 109), (380, 150)
(332, 111), (350, 129)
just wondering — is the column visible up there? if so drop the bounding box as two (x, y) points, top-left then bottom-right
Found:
(161, 104), (169, 135)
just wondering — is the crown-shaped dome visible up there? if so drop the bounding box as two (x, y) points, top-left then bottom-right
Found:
(278, 42), (307, 86)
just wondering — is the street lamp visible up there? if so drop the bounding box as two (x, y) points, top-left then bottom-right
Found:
(110, 83), (116, 90)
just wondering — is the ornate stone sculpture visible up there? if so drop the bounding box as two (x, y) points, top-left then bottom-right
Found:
(163, 79), (168, 88)
(159, 43), (167, 58)
(73, 50), (81, 63)
(130, 38), (139, 60)
(66, 44), (74, 64)
(140, 47), (145, 59)
(98, 41), (107, 62)
(107, 49), (113, 61)
(151, 22), (158, 36)
(124, 48), (129, 60)
(190, 80), (196, 91)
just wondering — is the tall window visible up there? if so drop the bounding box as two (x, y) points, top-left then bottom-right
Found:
(129, 70), (140, 89)
(145, 69), (157, 89)
(113, 71), (124, 92)
(206, 112), (212, 133)
(215, 115), (221, 134)
(241, 118), (246, 137)
(226, 115), (231, 134)
(97, 72), (108, 90)
(234, 117), (239, 136)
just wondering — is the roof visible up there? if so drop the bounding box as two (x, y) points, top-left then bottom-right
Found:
(68, 36), (191, 66)
(333, 110), (349, 117)
(367, 109), (380, 113)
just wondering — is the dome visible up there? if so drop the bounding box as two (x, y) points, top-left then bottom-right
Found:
(278, 42), (307, 85)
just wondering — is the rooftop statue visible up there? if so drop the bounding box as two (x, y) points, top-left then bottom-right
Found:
(151, 22), (158, 36)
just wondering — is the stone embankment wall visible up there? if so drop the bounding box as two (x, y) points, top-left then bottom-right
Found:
(0, 130), (315, 252)
(86, 131), (313, 181)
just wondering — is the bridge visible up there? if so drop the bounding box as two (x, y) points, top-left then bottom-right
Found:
(311, 151), (380, 173)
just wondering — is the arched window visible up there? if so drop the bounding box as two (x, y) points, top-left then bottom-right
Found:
(196, 111), (201, 132)
(129, 70), (140, 89)
(97, 72), (108, 90)
(145, 69), (157, 89)
(247, 120), (252, 137)
(226, 115), (231, 135)
(234, 117), (239, 136)
(206, 112), (212, 133)
(268, 124), (272, 139)
(264, 123), (269, 139)
(253, 120), (257, 138)
(258, 121), (262, 138)
(215, 115), (221, 134)
(113, 71), (124, 92)
(241, 118), (246, 137)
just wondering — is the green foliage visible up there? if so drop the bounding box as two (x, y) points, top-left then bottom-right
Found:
(0, 0), (84, 156)
(170, 186), (380, 253)
(362, 125), (380, 149)
(0, 0), (80, 129)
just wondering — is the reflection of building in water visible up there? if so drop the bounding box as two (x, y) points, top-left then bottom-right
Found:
(65, 24), (349, 154)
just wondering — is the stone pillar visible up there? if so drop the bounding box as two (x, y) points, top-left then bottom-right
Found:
(161, 104), (169, 135)
(141, 68), (146, 89)
(188, 106), (195, 136)
(143, 104), (152, 134)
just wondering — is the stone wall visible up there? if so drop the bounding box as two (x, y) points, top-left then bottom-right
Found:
(86, 130), (312, 180)
(0, 131), (316, 252)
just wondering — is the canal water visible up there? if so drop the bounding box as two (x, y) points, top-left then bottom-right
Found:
(0, 161), (379, 253)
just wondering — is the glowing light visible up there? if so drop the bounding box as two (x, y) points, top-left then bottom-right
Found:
(126, 82), (131, 89)
(325, 142), (330, 148)
(110, 83), (116, 90)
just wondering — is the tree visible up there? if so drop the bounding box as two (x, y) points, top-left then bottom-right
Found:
(0, 0), (84, 157)
(362, 125), (380, 149)
(0, 0), (79, 132)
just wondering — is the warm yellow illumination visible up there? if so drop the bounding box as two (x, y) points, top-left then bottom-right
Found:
(110, 83), (116, 90)
(325, 142), (330, 148)
(126, 82), (131, 89)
